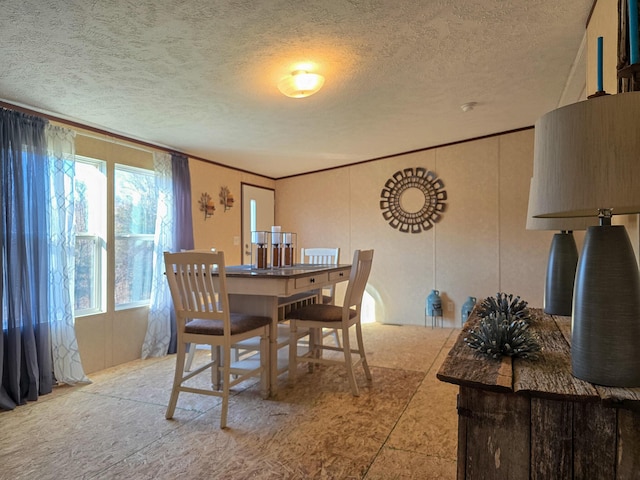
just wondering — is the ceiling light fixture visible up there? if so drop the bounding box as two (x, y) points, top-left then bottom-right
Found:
(460, 102), (477, 112)
(277, 70), (325, 98)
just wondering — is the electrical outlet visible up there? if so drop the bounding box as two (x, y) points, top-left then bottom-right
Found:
(447, 302), (454, 312)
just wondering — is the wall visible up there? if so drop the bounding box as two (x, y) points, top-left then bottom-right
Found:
(189, 158), (275, 264)
(71, 111), (594, 369)
(65, 1), (616, 368)
(276, 129), (565, 327)
(73, 129), (275, 373)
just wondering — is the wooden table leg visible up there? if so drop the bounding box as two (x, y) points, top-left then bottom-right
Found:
(229, 294), (279, 397)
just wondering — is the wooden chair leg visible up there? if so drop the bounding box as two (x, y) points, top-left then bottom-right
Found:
(308, 328), (318, 372)
(166, 341), (187, 419)
(288, 320), (298, 385)
(220, 347), (231, 429)
(260, 331), (269, 399)
(342, 325), (359, 396)
(355, 322), (372, 380)
(212, 345), (222, 390)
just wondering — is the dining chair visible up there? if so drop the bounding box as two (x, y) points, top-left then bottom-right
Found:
(231, 248), (341, 376)
(232, 294), (314, 379)
(300, 247), (341, 346)
(181, 248), (217, 373)
(300, 247), (340, 302)
(163, 251), (271, 429)
(286, 249), (374, 396)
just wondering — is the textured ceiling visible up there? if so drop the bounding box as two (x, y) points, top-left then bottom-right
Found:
(1, 0), (592, 178)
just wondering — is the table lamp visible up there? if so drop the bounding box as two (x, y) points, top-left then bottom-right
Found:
(526, 177), (596, 317)
(529, 91), (640, 387)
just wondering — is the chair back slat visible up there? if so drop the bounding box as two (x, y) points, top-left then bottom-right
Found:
(343, 249), (374, 313)
(300, 247), (340, 265)
(300, 247), (341, 303)
(164, 251), (230, 328)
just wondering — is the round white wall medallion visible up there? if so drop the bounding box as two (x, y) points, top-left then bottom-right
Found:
(379, 167), (447, 233)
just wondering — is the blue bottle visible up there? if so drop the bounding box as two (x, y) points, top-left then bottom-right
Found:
(427, 289), (443, 316)
(461, 296), (477, 324)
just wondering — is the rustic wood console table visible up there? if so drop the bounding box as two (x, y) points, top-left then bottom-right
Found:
(437, 309), (640, 480)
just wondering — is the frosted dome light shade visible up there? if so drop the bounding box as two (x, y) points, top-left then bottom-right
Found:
(278, 70), (325, 98)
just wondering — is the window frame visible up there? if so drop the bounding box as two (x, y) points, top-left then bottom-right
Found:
(73, 156), (107, 317)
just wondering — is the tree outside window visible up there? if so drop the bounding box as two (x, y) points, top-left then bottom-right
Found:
(114, 164), (157, 308)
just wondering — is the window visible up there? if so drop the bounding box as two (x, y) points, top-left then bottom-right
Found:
(73, 156), (158, 316)
(74, 157), (107, 316)
(114, 164), (157, 309)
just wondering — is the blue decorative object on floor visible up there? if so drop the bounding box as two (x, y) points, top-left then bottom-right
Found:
(426, 289), (443, 328)
(461, 296), (476, 325)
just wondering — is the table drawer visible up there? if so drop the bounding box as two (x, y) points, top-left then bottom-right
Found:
(329, 270), (348, 282)
(294, 273), (328, 289)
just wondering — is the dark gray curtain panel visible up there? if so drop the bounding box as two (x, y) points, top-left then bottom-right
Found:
(0, 108), (53, 410)
(168, 152), (193, 354)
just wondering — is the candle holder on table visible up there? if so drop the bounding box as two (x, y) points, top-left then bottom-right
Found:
(251, 231), (269, 269)
(282, 232), (297, 267)
(270, 226), (288, 268)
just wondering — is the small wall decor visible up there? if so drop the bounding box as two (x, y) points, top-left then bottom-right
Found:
(379, 167), (447, 233)
(219, 186), (234, 212)
(199, 192), (215, 219)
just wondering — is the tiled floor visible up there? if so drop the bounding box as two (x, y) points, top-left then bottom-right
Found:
(0, 323), (460, 479)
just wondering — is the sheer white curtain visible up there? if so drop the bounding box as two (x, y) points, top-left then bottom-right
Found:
(46, 124), (90, 384)
(141, 151), (174, 358)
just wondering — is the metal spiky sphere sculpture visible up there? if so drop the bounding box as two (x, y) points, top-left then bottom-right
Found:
(476, 292), (530, 322)
(464, 312), (540, 359)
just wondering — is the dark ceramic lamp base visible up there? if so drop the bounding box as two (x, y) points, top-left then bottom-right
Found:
(572, 225), (640, 387)
(544, 231), (578, 316)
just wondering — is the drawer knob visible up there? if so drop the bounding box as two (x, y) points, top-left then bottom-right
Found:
(310, 277), (315, 283)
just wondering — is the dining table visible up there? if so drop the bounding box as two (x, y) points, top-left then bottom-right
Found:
(223, 263), (351, 396)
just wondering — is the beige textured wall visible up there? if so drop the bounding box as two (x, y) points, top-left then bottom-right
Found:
(73, 131), (275, 373)
(189, 159), (275, 264)
(276, 129), (558, 327)
(70, 102), (598, 367)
